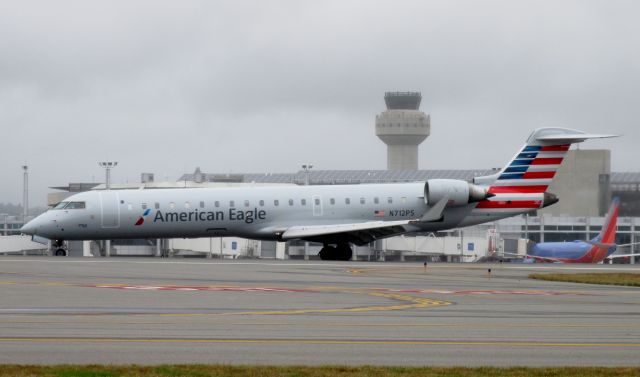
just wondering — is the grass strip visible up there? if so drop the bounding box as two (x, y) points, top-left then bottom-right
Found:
(0, 365), (639, 377)
(529, 272), (640, 287)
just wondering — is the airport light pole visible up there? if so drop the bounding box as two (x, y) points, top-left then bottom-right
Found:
(1, 214), (7, 236)
(301, 164), (313, 186)
(98, 162), (118, 190)
(301, 164), (313, 260)
(22, 165), (28, 223)
(98, 162), (117, 257)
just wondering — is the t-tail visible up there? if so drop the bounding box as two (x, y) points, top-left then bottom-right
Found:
(471, 128), (617, 218)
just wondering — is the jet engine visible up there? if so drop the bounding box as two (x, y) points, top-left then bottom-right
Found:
(424, 179), (493, 206)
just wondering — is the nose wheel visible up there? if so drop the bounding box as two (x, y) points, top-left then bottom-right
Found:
(52, 240), (68, 257)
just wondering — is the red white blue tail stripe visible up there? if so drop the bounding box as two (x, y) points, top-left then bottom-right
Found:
(466, 127), (616, 219)
(474, 144), (569, 212)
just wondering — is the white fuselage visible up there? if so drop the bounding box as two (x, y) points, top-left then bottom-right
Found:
(22, 182), (514, 243)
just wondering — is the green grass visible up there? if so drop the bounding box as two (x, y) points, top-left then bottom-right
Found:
(0, 366), (639, 377)
(529, 272), (640, 287)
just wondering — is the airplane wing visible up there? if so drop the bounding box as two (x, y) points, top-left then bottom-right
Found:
(605, 252), (640, 260)
(280, 197), (451, 245)
(616, 242), (640, 248)
(281, 219), (415, 245)
(502, 251), (563, 263)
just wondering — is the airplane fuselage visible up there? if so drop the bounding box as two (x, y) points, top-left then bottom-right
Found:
(23, 182), (514, 243)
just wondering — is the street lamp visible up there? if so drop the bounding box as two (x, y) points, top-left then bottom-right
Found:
(301, 164), (313, 186)
(22, 165), (28, 222)
(98, 162), (118, 190)
(301, 163), (314, 260)
(98, 162), (117, 258)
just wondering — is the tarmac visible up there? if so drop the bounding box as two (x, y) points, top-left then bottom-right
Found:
(0, 257), (639, 366)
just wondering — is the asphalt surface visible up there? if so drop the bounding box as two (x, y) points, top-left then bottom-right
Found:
(0, 257), (639, 366)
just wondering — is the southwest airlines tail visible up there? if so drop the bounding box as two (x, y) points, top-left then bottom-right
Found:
(594, 197), (620, 245)
(587, 197), (620, 262)
(472, 128), (617, 216)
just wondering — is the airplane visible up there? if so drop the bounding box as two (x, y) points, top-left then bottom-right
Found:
(506, 197), (640, 263)
(21, 127), (616, 260)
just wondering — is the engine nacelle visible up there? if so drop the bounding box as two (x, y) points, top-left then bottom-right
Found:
(424, 179), (493, 206)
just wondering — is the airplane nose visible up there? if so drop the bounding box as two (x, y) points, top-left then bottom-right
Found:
(21, 217), (41, 236)
(20, 220), (36, 235)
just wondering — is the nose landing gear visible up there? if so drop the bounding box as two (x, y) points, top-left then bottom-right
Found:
(53, 239), (67, 257)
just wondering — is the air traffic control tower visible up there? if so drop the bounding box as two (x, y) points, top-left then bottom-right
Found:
(375, 92), (430, 170)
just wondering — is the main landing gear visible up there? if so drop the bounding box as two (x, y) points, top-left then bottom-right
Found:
(318, 243), (352, 261)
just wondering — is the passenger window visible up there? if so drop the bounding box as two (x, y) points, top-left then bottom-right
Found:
(314, 198), (320, 205)
(185, 202), (191, 209)
(169, 202), (175, 209)
(200, 201), (205, 208)
(374, 197), (379, 204)
(301, 199), (306, 205)
(274, 200), (279, 206)
(215, 201), (220, 208)
(330, 198), (335, 205)
(230, 200), (235, 208)
(141, 203), (147, 210)
(259, 200), (264, 206)
(155, 202), (160, 209)
(387, 197), (393, 204)
(244, 200), (250, 207)
(345, 198), (350, 205)
(289, 199), (294, 206)
(401, 197), (407, 204)
(360, 198), (365, 205)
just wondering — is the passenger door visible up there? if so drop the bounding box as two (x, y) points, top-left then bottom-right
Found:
(99, 191), (120, 228)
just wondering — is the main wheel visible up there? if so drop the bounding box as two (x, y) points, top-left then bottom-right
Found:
(54, 248), (67, 257)
(336, 243), (352, 261)
(318, 246), (337, 260)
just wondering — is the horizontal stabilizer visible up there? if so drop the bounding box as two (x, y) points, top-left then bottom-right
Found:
(530, 128), (618, 146)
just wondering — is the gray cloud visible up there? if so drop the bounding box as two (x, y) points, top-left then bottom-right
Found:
(1, 0), (638, 205)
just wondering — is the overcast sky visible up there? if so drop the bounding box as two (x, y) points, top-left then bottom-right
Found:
(1, 0), (638, 206)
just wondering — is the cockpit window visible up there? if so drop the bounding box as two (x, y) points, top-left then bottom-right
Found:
(65, 202), (86, 209)
(53, 202), (69, 210)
